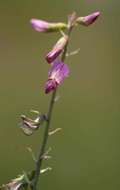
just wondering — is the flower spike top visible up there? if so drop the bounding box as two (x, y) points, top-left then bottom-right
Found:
(46, 35), (68, 64)
(30, 19), (67, 33)
(45, 60), (69, 93)
(76, 11), (100, 26)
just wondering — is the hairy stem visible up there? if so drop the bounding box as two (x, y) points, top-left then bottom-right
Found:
(31, 27), (72, 190)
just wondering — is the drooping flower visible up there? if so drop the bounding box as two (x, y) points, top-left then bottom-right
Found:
(30, 19), (67, 33)
(45, 60), (69, 93)
(76, 11), (100, 26)
(20, 114), (45, 135)
(46, 35), (68, 63)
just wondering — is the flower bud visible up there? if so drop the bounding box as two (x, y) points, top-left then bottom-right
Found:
(30, 19), (67, 32)
(76, 11), (100, 26)
(45, 60), (69, 93)
(46, 35), (68, 63)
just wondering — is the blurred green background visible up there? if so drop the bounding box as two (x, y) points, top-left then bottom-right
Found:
(0, 0), (120, 189)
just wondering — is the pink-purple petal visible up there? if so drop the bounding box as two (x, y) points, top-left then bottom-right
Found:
(77, 11), (100, 26)
(83, 12), (100, 25)
(46, 48), (62, 63)
(45, 60), (69, 93)
(30, 19), (50, 32)
(45, 79), (57, 94)
(46, 36), (68, 64)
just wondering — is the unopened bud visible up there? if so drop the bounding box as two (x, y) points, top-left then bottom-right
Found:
(76, 11), (100, 26)
(46, 35), (68, 63)
(30, 19), (67, 33)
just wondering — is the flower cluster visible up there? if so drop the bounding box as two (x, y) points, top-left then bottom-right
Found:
(30, 11), (100, 94)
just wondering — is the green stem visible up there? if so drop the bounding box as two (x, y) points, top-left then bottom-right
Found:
(31, 89), (57, 190)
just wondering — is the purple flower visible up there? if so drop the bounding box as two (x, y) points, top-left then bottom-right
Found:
(30, 19), (67, 32)
(46, 35), (68, 64)
(45, 80), (57, 94)
(30, 19), (50, 32)
(76, 11), (100, 26)
(45, 60), (69, 93)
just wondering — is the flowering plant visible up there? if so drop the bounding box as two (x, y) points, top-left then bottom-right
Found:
(0, 11), (100, 190)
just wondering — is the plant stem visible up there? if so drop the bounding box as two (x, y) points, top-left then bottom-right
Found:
(31, 26), (72, 190)
(31, 89), (57, 190)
